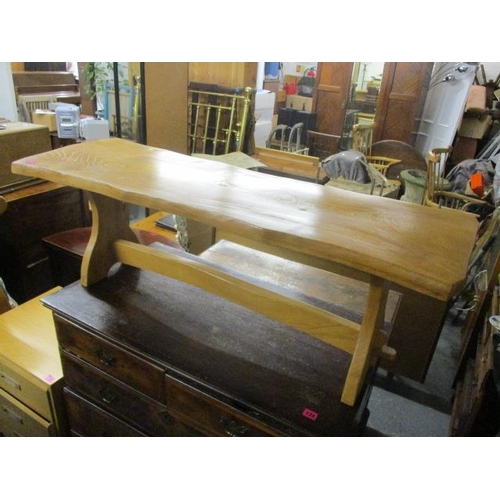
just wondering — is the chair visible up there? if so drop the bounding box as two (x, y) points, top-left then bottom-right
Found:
(367, 156), (401, 176)
(352, 124), (402, 192)
(363, 159), (400, 197)
(352, 123), (375, 156)
(266, 122), (307, 154)
(307, 131), (342, 182)
(424, 147), (491, 213)
(322, 150), (400, 197)
(17, 94), (58, 123)
(306, 130), (341, 160)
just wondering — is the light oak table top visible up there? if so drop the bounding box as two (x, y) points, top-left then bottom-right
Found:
(11, 138), (480, 406)
(12, 138), (478, 301)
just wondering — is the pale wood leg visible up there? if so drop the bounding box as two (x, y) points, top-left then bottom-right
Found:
(81, 193), (139, 286)
(341, 275), (389, 406)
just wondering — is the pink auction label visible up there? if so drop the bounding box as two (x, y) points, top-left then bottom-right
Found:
(44, 375), (56, 383)
(302, 408), (318, 421)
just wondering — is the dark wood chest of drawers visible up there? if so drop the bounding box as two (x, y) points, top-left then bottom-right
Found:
(42, 264), (372, 437)
(0, 183), (90, 304)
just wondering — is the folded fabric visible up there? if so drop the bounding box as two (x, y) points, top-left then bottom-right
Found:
(322, 150), (371, 183)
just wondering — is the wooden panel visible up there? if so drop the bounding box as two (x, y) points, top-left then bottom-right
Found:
(0, 122), (51, 190)
(54, 315), (165, 401)
(375, 62), (433, 145)
(188, 62), (257, 88)
(60, 351), (200, 436)
(63, 388), (146, 437)
(313, 62), (353, 135)
(165, 377), (279, 437)
(10, 63), (24, 72)
(144, 62), (189, 154)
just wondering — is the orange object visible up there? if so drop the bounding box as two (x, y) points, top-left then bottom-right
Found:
(470, 172), (485, 197)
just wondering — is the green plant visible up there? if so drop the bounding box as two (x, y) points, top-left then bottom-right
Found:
(81, 62), (127, 101)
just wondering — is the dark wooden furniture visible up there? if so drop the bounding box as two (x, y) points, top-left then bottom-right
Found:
(12, 71), (80, 106)
(42, 263), (371, 437)
(0, 183), (91, 304)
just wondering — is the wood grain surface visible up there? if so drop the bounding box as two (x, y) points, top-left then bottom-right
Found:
(12, 138), (478, 301)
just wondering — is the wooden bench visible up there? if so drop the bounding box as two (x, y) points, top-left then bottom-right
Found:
(12, 138), (479, 406)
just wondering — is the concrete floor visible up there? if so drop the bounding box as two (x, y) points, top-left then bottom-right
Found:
(364, 309), (463, 437)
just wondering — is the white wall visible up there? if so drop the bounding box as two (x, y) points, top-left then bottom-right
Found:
(281, 62), (317, 78)
(0, 62), (18, 121)
(481, 62), (500, 82)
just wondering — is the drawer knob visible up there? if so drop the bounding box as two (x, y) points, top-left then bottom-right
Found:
(94, 348), (117, 366)
(0, 372), (22, 391)
(220, 416), (248, 437)
(98, 388), (118, 405)
(160, 411), (176, 425)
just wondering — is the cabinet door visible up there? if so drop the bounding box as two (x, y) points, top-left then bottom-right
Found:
(375, 62), (433, 145)
(312, 62), (353, 136)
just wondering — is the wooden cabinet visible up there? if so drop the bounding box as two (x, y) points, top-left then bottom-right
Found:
(42, 265), (371, 437)
(0, 183), (90, 304)
(0, 288), (67, 437)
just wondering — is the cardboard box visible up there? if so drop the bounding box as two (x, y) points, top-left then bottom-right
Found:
(285, 95), (313, 112)
(465, 85), (486, 111)
(32, 110), (57, 132)
(458, 114), (492, 139)
(263, 79), (279, 93)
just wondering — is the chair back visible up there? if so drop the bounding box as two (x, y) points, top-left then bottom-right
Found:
(352, 123), (375, 156)
(424, 147), (453, 207)
(306, 131), (341, 160)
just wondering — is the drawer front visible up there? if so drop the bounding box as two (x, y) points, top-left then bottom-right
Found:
(0, 362), (51, 420)
(63, 388), (146, 437)
(0, 387), (54, 437)
(165, 377), (279, 437)
(55, 315), (164, 400)
(61, 351), (201, 437)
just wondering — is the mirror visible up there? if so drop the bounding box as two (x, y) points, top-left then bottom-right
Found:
(342, 62), (384, 150)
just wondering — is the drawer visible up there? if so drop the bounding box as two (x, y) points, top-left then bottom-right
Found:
(61, 351), (201, 437)
(55, 315), (164, 400)
(0, 387), (54, 437)
(0, 362), (52, 421)
(63, 388), (146, 437)
(165, 377), (280, 437)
